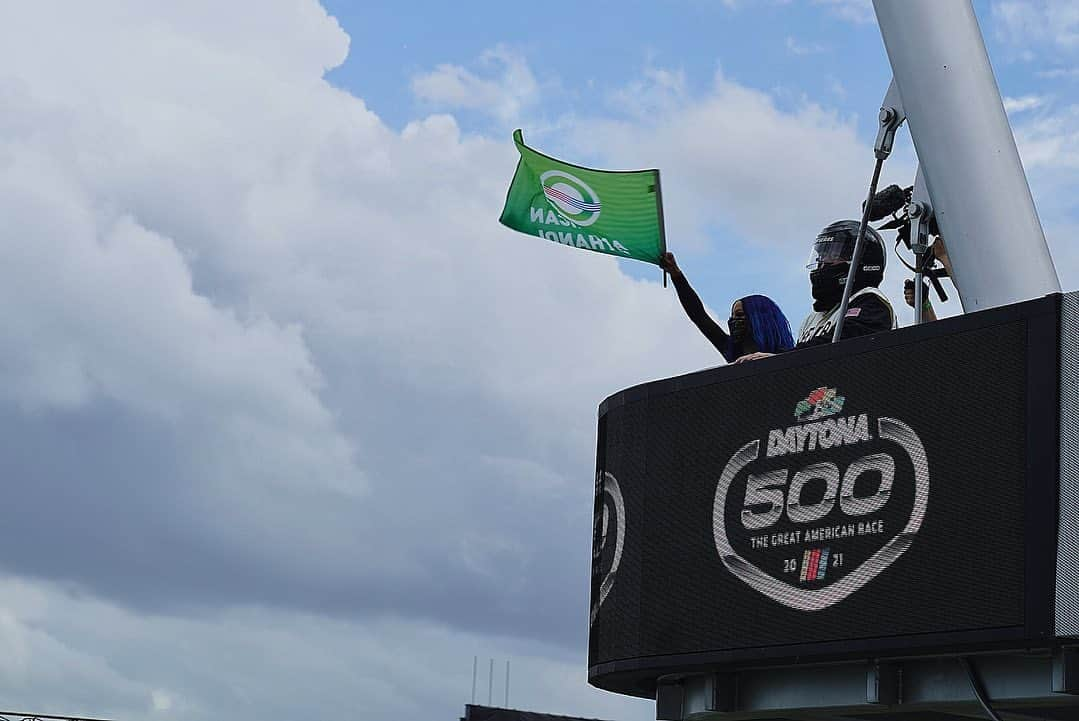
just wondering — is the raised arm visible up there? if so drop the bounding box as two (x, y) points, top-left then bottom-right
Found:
(660, 252), (734, 361)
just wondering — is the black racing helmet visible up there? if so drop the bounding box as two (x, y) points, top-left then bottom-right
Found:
(807, 220), (886, 281)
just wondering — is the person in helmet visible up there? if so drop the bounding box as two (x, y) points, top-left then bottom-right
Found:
(797, 219), (896, 345)
(735, 220), (896, 362)
(659, 251), (794, 362)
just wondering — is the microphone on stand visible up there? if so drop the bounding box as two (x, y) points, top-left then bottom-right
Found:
(863, 184), (908, 222)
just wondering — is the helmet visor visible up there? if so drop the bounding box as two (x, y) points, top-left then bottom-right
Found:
(806, 233), (854, 270)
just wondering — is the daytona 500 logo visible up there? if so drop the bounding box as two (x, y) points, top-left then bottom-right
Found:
(591, 471), (624, 625)
(713, 387), (929, 611)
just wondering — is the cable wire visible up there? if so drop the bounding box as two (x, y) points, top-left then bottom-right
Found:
(960, 656), (1006, 721)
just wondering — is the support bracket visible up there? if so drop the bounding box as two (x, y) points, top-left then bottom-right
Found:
(874, 78), (907, 160)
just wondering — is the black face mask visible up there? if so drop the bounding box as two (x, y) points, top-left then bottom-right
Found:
(810, 264), (849, 311)
(728, 316), (748, 343)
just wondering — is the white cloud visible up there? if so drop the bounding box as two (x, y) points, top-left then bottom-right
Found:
(0, 575), (654, 721)
(578, 69), (882, 255)
(570, 66), (932, 323)
(411, 46), (539, 122)
(993, 1), (1079, 53)
(0, 1), (980, 720)
(1038, 67), (1079, 79)
(1004, 94), (1049, 113)
(151, 690), (174, 713)
(1013, 103), (1079, 169)
(1009, 104), (1079, 291)
(0, 0), (711, 620)
(987, 3), (1079, 294)
(606, 66), (689, 119)
(0, 3), (720, 720)
(813, 0), (876, 25)
(786, 36), (828, 55)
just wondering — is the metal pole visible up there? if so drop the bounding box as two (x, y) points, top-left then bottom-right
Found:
(832, 157), (885, 342)
(472, 655), (477, 704)
(488, 658), (494, 705)
(914, 265), (926, 324)
(833, 80), (903, 343)
(873, 0), (1059, 311)
(911, 165), (932, 325)
(505, 660), (510, 707)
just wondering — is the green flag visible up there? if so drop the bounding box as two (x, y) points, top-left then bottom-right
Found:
(499, 129), (666, 265)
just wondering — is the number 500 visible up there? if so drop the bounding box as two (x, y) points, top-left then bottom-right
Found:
(741, 453), (894, 530)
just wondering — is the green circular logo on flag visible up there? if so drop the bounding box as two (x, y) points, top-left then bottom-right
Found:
(540, 170), (602, 227)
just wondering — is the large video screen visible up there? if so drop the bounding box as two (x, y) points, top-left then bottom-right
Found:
(590, 319), (1030, 669)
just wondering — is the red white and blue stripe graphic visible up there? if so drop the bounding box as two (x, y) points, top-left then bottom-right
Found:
(816, 548), (830, 580)
(543, 185), (601, 212)
(800, 547), (829, 582)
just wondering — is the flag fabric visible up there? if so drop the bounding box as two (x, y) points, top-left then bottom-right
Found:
(498, 129), (666, 265)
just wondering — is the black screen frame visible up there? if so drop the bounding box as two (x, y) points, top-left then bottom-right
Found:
(590, 294), (1062, 697)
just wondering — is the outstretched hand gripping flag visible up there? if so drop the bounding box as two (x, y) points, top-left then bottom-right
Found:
(499, 130), (666, 266)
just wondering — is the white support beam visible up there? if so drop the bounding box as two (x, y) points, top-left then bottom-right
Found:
(873, 0), (1059, 311)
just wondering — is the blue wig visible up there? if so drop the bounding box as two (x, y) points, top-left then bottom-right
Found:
(738, 294), (794, 354)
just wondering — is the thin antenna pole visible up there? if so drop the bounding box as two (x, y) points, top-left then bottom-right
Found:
(832, 157), (884, 343)
(471, 656), (477, 704)
(655, 169), (668, 289)
(488, 658), (494, 705)
(505, 660), (510, 707)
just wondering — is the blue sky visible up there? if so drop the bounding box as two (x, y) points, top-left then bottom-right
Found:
(325, 0), (890, 130)
(323, 0), (1075, 134)
(0, 3), (1077, 721)
(324, 0), (1079, 319)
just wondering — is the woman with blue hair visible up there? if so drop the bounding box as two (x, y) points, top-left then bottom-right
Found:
(660, 252), (794, 363)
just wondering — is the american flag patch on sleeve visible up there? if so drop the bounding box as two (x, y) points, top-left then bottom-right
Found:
(845, 307), (862, 317)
